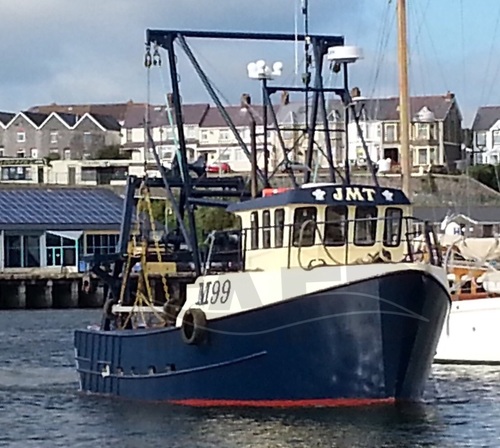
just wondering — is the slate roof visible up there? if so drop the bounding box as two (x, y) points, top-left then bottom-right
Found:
(471, 106), (500, 131)
(0, 112), (15, 127)
(22, 111), (49, 127)
(91, 113), (121, 131)
(56, 112), (78, 127)
(201, 105), (269, 128)
(123, 103), (210, 129)
(414, 206), (500, 224)
(329, 93), (458, 122)
(0, 188), (124, 231)
(29, 103), (134, 122)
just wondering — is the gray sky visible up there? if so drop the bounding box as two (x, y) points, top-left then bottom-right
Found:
(1, 0), (499, 125)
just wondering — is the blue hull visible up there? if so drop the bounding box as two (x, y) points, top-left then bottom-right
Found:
(74, 270), (449, 406)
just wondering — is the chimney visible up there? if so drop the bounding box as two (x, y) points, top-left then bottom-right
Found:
(240, 93), (251, 107)
(351, 87), (361, 98)
(445, 91), (455, 101)
(281, 91), (290, 105)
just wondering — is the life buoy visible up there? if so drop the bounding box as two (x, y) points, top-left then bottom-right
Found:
(181, 308), (207, 345)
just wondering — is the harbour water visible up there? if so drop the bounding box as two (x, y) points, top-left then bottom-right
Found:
(0, 309), (499, 447)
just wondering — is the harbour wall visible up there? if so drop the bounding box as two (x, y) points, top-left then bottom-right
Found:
(0, 273), (105, 310)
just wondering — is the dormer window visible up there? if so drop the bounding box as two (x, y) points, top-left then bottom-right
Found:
(293, 207), (316, 247)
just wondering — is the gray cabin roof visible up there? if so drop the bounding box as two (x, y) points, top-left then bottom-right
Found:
(227, 184), (410, 213)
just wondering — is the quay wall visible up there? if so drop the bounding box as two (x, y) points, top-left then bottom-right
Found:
(0, 272), (105, 310)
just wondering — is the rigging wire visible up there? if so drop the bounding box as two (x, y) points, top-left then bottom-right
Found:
(479, 2), (500, 105)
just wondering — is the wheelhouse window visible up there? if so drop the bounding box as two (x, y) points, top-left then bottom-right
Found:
(293, 207), (317, 247)
(262, 210), (271, 249)
(250, 211), (259, 250)
(354, 206), (378, 246)
(324, 205), (347, 246)
(274, 208), (285, 248)
(383, 208), (403, 247)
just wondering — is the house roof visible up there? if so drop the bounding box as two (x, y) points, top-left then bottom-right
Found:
(0, 112), (15, 127)
(414, 206), (500, 224)
(200, 105), (270, 128)
(28, 102), (136, 122)
(471, 106), (500, 131)
(330, 93), (458, 122)
(22, 111), (49, 127)
(123, 103), (210, 129)
(0, 187), (124, 231)
(90, 113), (121, 131)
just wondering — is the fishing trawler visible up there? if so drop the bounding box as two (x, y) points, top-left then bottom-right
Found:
(74, 18), (451, 405)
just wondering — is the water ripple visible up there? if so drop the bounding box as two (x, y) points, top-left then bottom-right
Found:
(0, 309), (499, 447)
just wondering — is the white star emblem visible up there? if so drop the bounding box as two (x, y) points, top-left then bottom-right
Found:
(311, 189), (326, 201)
(381, 190), (394, 201)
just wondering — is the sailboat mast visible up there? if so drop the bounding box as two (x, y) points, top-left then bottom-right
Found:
(397, 0), (411, 198)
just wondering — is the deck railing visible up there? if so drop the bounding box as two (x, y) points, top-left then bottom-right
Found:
(201, 216), (442, 274)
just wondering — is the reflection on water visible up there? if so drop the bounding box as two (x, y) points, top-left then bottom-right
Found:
(0, 310), (498, 447)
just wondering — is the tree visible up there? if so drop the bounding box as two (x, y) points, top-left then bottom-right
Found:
(468, 164), (500, 192)
(94, 145), (131, 160)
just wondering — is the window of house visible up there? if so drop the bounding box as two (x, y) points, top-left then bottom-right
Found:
(16, 149), (25, 158)
(476, 131), (487, 147)
(274, 208), (285, 248)
(493, 130), (500, 146)
(0, 148), (4, 158)
(17, 132), (26, 143)
(250, 212), (259, 250)
(64, 149), (71, 160)
(383, 208), (403, 247)
(483, 224), (494, 238)
(83, 132), (92, 147)
(3, 234), (40, 268)
(1, 167), (31, 181)
(219, 150), (231, 161)
(30, 148), (38, 158)
(293, 207), (317, 247)
(415, 123), (429, 140)
(81, 168), (97, 182)
(50, 131), (58, 144)
(262, 210), (271, 248)
(126, 129), (132, 142)
(324, 206), (347, 246)
(429, 147), (437, 164)
(354, 206), (378, 246)
(219, 130), (230, 142)
(85, 234), (119, 255)
(384, 124), (397, 142)
(201, 130), (209, 142)
(417, 148), (428, 165)
(46, 234), (77, 267)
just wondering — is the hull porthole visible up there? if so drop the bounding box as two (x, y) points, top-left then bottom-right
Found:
(181, 309), (207, 345)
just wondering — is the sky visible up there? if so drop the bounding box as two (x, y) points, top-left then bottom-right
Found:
(1, 0), (500, 126)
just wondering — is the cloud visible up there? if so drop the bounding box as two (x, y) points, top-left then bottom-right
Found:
(0, 0), (489, 127)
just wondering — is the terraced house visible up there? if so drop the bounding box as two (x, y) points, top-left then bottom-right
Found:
(0, 110), (121, 183)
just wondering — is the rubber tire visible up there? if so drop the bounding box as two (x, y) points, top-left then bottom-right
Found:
(181, 308), (207, 345)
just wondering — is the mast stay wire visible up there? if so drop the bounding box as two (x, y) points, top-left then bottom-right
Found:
(479, 2), (500, 106)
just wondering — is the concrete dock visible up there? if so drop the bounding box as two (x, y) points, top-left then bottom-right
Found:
(0, 271), (105, 309)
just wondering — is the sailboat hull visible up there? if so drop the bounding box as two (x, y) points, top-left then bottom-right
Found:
(74, 269), (449, 406)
